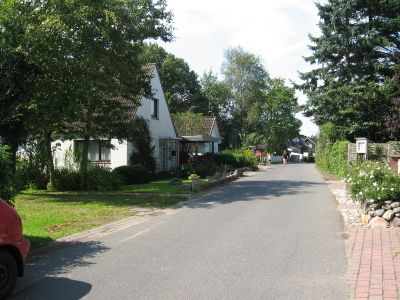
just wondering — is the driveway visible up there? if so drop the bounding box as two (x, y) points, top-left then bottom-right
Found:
(11, 163), (349, 299)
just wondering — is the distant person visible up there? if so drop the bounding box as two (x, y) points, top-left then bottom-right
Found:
(267, 152), (272, 167)
(282, 150), (289, 167)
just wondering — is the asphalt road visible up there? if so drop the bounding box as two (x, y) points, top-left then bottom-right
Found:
(11, 163), (349, 300)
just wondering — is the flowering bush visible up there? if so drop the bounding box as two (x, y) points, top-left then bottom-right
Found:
(346, 161), (400, 204)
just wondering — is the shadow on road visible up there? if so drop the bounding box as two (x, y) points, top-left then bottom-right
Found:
(11, 277), (92, 300)
(11, 240), (109, 299)
(182, 179), (323, 209)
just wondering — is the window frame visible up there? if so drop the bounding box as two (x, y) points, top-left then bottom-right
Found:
(151, 98), (159, 119)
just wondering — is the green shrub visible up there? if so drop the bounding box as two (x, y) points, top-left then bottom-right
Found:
(188, 173), (200, 180)
(54, 166), (121, 191)
(54, 168), (81, 191)
(16, 158), (48, 190)
(328, 141), (350, 177)
(87, 166), (122, 191)
(129, 117), (156, 173)
(204, 150), (257, 169)
(176, 163), (195, 178)
(346, 161), (400, 204)
(194, 161), (217, 178)
(112, 164), (151, 184)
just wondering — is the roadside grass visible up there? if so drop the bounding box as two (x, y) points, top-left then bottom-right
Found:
(15, 190), (187, 249)
(118, 179), (193, 194)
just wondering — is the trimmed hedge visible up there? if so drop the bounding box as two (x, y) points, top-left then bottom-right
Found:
(316, 139), (349, 178)
(53, 166), (121, 191)
(112, 164), (151, 184)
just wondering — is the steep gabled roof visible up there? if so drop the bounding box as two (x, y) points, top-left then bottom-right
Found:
(174, 116), (216, 136)
(65, 64), (156, 131)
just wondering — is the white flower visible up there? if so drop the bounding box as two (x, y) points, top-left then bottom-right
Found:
(391, 188), (394, 191)
(373, 182), (378, 187)
(358, 191), (363, 195)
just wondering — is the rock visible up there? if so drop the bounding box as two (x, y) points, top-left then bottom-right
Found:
(393, 207), (400, 214)
(367, 217), (389, 228)
(368, 203), (379, 210)
(391, 202), (400, 208)
(385, 200), (393, 205)
(382, 204), (392, 210)
(374, 209), (385, 217)
(383, 210), (395, 221)
(368, 210), (375, 217)
(391, 217), (400, 227)
(396, 213), (400, 218)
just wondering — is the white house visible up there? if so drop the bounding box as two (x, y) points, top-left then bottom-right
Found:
(53, 64), (180, 172)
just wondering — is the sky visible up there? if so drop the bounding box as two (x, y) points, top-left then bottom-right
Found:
(159, 0), (322, 137)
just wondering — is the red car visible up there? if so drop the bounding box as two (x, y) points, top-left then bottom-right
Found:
(0, 198), (30, 299)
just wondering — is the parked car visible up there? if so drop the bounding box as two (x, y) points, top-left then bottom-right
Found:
(0, 198), (30, 299)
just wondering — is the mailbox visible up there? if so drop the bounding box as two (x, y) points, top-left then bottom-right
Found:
(356, 137), (368, 159)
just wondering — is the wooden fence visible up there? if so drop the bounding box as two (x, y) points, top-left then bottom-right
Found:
(348, 142), (400, 172)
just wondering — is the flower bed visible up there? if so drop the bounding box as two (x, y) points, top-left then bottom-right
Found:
(345, 161), (400, 227)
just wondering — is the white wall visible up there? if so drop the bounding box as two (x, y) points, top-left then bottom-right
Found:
(135, 67), (178, 171)
(110, 139), (128, 169)
(52, 140), (75, 169)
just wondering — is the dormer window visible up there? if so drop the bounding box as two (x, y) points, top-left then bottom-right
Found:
(151, 98), (159, 119)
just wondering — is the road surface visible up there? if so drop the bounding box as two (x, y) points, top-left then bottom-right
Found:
(11, 163), (349, 300)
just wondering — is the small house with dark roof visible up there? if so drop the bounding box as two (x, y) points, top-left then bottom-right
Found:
(173, 116), (222, 158)
(53, 64), (180, 172)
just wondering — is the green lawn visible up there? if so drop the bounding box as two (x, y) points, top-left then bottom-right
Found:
(118, 179), (193, 194)
(15, 190), (187, 249)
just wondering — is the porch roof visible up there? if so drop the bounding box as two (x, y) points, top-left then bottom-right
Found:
(181, 135), (220, 143)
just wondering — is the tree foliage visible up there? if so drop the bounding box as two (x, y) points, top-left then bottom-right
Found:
(299, 0), (400, 142)
(0, 0), (173, 189)
(199, 47), (301, 151)
(141, 43), (208, 114)
(129, 117), (156, 173)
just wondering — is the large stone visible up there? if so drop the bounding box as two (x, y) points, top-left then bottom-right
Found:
(383, 210), (395, 221)
(368, 203), (380, 210)
(382, 204), (392, 211)
(391, 202), (400, 209)
(374, 209), (385, 217)
(393, 207), (400, 214)
(385, 200), (393, 205)
(396, 213), (400, 218)
(368, 210), (375, 217)
(391, 217), (400, 227)
(367, 217), (389, 228)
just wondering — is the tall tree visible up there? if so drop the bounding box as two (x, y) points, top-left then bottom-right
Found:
(0, 0), (36, 170)
(299, 0), (400, 141)
(0, 0), (173, 189)
(221, 47), (269, 148)
(200, 71), (232, 148)
(141, 43), (208, 114)
(261, 79), (301, 152)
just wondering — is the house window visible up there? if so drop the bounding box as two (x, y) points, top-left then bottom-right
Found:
(151, 99), (159, 119)
(75, 140), (111, 161)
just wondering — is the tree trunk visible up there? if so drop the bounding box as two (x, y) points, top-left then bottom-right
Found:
(80, 133), (90, 190)
(44, 130), (56, 189)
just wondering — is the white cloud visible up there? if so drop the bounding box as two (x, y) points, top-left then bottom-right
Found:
(160, 0), (323, 136)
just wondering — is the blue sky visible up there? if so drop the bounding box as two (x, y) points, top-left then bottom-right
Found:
(160, 0), (323, 136)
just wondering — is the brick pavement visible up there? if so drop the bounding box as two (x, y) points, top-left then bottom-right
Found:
(347, 226), (400, 299)
(327, 180), (400, 299)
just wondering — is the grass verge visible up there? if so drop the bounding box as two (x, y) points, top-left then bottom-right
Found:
(118, 179), (193, 194)
(15, 190), (187, 249)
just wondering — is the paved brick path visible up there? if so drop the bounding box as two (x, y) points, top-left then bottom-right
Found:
(347, 226), (400, 299)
